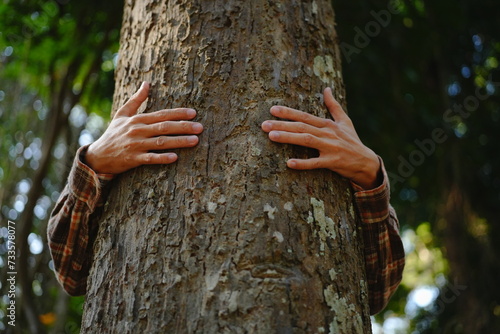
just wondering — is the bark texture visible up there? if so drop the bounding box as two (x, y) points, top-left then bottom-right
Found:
(82, 0), (371, 333)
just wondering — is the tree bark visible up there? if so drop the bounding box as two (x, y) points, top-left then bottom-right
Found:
(82, 0), (371, 333)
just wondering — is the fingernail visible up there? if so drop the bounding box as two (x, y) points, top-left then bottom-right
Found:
(167, 153), (177, 160)
(270, 106), (280, 114)
(288, 160), (297, 168)
(187, 109), (196, 118)
(188, 136), (198, 144)
(192, 123), (203, 132)
(269, 131), (280, 140)
(261, 121), (272, 131)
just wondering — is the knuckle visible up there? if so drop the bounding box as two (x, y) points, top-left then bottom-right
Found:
(301, 113), (312, 122)
(182, 121), (191, 130)
(304, 133), (315, 145)
(156, 136), (166, 147)
(324, 119), (336, 128)
(123, 155), (134, 164)
(151, 110), (165, 118)
(279, 108), (290, 116)
(160, 110), (175, 119)
(159, 122), (170, 133)
(127, 99), (140, 111)
(178, 136), (187, 145)
(324, 127), (338, 138)
(143, 154), (153, 164)
(297, 123), (307, 133)
(126, 126), (140, 137)
(125, 116), (138, 125)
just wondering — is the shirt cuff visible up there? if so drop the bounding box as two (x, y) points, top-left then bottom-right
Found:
(68, 145), (114, 211)
(350, 157), (391, 224)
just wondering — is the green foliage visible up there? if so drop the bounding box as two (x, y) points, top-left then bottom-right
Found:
(335, 0), (500, 331)
(403, 223), (448, 288)
(0, 0), (122, 332)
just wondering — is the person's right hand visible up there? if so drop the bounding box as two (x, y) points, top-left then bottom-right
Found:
(85, 82), (204, 175)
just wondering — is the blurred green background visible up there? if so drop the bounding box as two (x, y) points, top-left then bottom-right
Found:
(1, 0), (499, 333)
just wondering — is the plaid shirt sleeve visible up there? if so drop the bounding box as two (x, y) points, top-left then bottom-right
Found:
(47, 145), (113, 296)
(351, 158), (405, 315)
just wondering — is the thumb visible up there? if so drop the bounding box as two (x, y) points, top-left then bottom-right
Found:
(324, 87), (347, 122)
(115, 81), (150, 118)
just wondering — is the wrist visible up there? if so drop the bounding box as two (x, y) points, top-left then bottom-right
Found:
(83, 144), (105, 174)
(353, 153), (382, 190)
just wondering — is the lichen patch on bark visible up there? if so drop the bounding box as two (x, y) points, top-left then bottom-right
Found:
(313, 55), (336, 85)
(323, 286), (364, 333)
(310, 197), (337, 255)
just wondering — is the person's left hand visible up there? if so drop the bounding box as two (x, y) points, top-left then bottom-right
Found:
(261, 87), (381, 190)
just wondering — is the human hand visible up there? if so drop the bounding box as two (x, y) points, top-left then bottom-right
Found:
(85, 82), (204, 175)
(261, 87), (381, 190)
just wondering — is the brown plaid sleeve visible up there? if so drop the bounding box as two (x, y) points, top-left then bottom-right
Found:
(47, 145), (113, 296)
(351, 158), (405, 315)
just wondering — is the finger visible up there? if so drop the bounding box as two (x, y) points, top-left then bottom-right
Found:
(115, 81), (150, 117)
(262, 120), (328, 138)
(270, 106), (330, 128)
(129, 121), (203, 138)
(133, 108), (197, 124)
(287, 157), (326, 170)
(142, 135), (200, 151)
(268, 131), (324, 150)
(144, 121), (203, 137)
(324, 87), (348, 122)
(137, 152), (178, 165)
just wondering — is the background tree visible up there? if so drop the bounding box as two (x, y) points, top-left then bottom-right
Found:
(80, 0), (372, 333)
(0, 0), (122, 332)
(335, 0), (500, 332)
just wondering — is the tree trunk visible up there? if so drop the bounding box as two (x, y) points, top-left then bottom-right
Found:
(82, 0), (371, 333)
